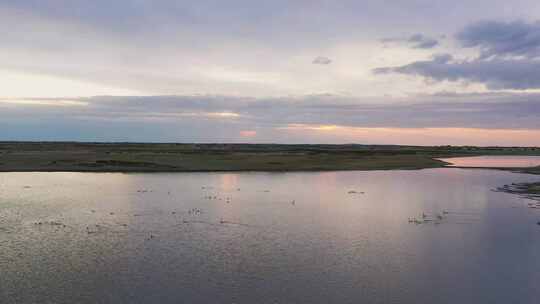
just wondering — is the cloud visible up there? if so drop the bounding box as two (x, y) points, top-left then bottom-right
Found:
(312, 56), (332, 65)
(382, 33), (439, 49)
(1, 93), (540, 144)
(373, 55), (540, 89)
(375, 20), (540, 90)
(456, 20), (540, 59)
(408, 33), (439, 49)
(2, 93), (540, 131)
(3, 2), (540, 98)
(0, 98), (88, 107)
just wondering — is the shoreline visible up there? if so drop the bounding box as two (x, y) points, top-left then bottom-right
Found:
(0, 163), (449, 173)
(1, 142), (539, 173)
(1, 141), (539, 200)
(1, 164), (539, 173)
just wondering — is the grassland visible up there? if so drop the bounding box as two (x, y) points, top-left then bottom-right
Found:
(1, 142), (540, 172)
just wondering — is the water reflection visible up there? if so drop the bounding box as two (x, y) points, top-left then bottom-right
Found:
(1, 169), (540, 303)
(440, 155), (540, 168)
(219, 173), (239, 190)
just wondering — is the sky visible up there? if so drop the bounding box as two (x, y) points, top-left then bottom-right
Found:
(2, 0), (540, 145)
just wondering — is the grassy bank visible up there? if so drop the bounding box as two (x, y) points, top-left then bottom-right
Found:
(1, 142), (540, 172)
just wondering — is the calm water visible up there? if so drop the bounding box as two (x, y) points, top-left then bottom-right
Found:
(440, 155), (540, 168)
(1, 169), (540, 304)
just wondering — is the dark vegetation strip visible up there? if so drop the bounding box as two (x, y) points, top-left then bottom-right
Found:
(0, 142), (539, 173)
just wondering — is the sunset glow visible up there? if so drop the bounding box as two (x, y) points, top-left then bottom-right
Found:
(1, 1), (540, 145)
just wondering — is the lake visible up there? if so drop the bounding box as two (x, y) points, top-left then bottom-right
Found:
(439, 155), (540, 168)
(1, 169), (540, 303)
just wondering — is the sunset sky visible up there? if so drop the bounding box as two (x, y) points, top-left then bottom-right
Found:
(2, 0), (540, 145)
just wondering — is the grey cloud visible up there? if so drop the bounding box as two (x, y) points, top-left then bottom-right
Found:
(431, 53), (453, 63)
(4, 0), (530, 57)
(2, 1), (539, 97)
(382, 33), (439, 49)
(2, 93), (540, 134)
(457, 20), (540, 59)
(374, 55), (540, 90)
(2, 1), (442, 50)
(312, 56), (332, 65)
(408, 34), (439, 49)
(374, 19), (540, 90)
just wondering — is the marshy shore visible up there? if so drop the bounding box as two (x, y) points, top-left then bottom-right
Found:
(1, 142), (539, 173)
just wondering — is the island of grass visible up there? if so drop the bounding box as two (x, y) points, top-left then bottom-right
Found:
(1, 142), (540, 173)
(496, 182), (540, 202)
